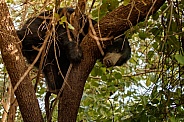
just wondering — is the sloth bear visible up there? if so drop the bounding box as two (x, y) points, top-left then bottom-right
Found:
(17, 8), (131, 93)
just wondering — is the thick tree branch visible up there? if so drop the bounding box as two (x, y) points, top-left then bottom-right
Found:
(97, 0), (166, 38)
(58, 0), (166, 121)
(0, 2), (44, 122)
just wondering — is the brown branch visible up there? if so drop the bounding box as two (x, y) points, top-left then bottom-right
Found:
(70, 0), (87, 42)
(96, 0), (166, 38)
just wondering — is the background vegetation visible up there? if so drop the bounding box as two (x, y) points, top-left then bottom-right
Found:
(0, 0), (184, 121)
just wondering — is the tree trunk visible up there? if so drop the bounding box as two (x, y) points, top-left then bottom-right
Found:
(58, 0), (166, 121)
(0, 2), (43, 122)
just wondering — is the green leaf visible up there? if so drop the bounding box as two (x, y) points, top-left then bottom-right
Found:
(151, 27), (161, 36)
(60, 16), (67, 23)
(106, 0), (119, 11)
(101, 75), (107, 81)
(85, 83), (90, 89)
(152, 42), (158, 50)
(152, 12), (159, 20)
(149, 116), (157, 122)
(150, 75), (156, 83)
(147, 51), (154, 59)
(140, 113), (148, 122)
(175, 54), (184, 65)
(142, 96), (147, 106)
(91, 68), (97, 76)
(171, 21), (178, 32)
(137, 105), (143, 112)
(114, 73), (122, 79)
(91, 81), (99, 87)
(139, 31), (147, 40)
(146, 79), (151, 87)
(160, 3), (167, 12)
(170, 116), (176, 122)
(91, 67), (103, 76)
(168, 35), (180, 49)
(123, 0), (131, 6)
(54, 13), (60, 20)
(67, 23), (75, 30)
(182, 0), (184, 5)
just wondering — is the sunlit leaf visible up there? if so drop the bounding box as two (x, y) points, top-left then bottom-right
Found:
(123, 0), (131, 6)
(175, 54), (184, 65)
(146, 79), (151, 86)
(60, 16), (67, 23)
(67, 23), (75, 30)
(54, 13), (60, 20)
(150, 75), (156, 83)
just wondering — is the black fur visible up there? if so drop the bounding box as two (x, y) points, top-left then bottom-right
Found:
(17, 8), (131, 93)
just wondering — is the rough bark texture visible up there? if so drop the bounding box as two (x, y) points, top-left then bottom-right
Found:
(0, 2), (44, 122)
(58, 0), (166, 121)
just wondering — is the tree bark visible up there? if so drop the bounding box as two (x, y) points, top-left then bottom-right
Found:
(58, 0), (166, 121)
(0, 2), (44, 122)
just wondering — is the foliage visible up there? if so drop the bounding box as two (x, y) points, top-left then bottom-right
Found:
(0, 0), (184, 121)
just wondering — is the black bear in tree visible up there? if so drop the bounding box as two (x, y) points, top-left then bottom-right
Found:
(17, 8), (131, 93)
